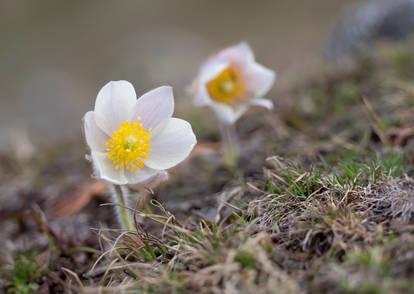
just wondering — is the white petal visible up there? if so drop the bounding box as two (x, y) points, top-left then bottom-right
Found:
(194, 60), (229, 107)
(145, 118), (196, 170)
(127, 171), (168, 189)
(198, 59), (229, 83)
(250, 98), (274, 110)
(130, 86), (174, 130)
(232, 104), (250, 121)
(209, 102), (248, 125)
(94, 81), (137, 136)
(124, 166), (161, 185)
(92, 151), (127, 185)
(82, 111), (109, 152)
(217, 42), (254, 66)
(243, 62), (276, 98)
(194, 85), (212, 107)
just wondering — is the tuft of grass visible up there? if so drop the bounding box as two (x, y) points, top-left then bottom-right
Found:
(59, 149), (414, 293)
(1, 251), (42, 294)
(266, 151), (405, 201)
(331, 241), (414, 294)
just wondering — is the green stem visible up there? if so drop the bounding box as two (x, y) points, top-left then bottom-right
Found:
(113, 184), (134, 231)
(219, 122), (240, 169)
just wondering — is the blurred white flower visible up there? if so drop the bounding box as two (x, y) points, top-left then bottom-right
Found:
(192, 42), (276, 124)
(83, 81), (196, 185)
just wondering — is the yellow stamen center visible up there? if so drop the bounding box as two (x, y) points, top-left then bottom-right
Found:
(105, 118), (152, 171)
(207, 66), (246, 104)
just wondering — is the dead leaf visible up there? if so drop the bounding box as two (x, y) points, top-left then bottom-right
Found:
(52, 180), (107, 219)
(388, 126), (414, 147)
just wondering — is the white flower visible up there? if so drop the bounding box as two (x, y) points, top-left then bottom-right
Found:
(192, 42), (276, 124)
(83, 81), (197, 185)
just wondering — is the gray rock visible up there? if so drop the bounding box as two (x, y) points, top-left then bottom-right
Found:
(325, 0), (414, 60)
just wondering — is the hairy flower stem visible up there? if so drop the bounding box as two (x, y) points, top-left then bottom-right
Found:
(111, 184), (134, 230)
(219, 122), (240, 169)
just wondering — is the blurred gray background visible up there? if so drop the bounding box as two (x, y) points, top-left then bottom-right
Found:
(0, 0), (359, 151)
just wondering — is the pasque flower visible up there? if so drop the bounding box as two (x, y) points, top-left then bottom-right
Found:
(192, 42), (276, 124)
(83, 81), (197, 186)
